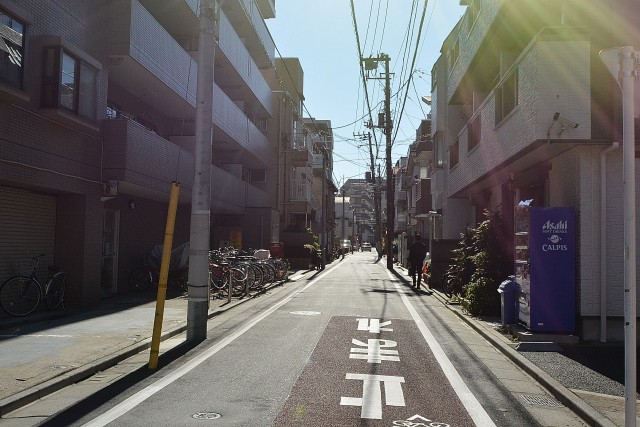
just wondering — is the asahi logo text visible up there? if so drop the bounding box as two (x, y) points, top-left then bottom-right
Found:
(541, 220), (568, 234)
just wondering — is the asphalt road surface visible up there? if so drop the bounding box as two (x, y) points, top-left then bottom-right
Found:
(35, 252), (582, 427)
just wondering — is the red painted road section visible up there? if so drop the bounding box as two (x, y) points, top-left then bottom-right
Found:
(273, 316), (477, 427)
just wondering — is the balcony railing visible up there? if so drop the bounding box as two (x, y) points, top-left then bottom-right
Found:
(237, 0), (275, 67)
(218, 9), (273, 114)
(102, 119), (268, 212)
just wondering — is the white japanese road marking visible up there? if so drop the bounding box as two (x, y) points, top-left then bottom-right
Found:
(350, 338), (400, 363)
(384, 268), (497, 427)
(340, 373), (406, 419)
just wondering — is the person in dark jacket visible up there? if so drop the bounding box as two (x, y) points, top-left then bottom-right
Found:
(408, 234), (428, 288)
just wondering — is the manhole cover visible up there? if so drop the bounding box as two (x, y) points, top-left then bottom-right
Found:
(519, 394), (563, 407)
(192, 412), (221, 420)
(289, 311), (321, 316)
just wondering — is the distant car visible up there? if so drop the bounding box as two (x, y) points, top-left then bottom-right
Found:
(340, 239), (352, 254)
(362, 242), (372, 252)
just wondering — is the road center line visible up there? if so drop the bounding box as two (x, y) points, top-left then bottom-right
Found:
(384, 268), (497, 427)
(82, 264), (336, 427)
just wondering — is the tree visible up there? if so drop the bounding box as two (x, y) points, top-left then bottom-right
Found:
(463, 210), (512, 316)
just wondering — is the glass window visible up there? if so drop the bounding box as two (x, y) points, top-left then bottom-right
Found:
(41, 46), (97, 120)
(495, 69), (518, 125)
(450, 139), (459, 168)
(0, 11), (26, 89)
(79, 62), (95, 118)
(468, 114), (481, 151)
(60, 52), (77, 110)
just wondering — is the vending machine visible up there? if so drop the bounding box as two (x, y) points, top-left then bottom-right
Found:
(514, 205), (576, 333)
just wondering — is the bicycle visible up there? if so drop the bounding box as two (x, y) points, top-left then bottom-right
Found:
(0, 254), (66, 316)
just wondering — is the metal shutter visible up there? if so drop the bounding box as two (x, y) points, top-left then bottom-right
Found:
(0, 186), (57, 281)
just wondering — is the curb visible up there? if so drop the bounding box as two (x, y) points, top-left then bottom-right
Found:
(428, 289), (617, 427)
(0, 280), (286, 417)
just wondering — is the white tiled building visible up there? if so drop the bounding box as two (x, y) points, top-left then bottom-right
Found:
(431, 0), (640, 340)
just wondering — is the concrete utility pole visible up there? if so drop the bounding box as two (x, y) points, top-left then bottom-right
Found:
(362, 54), (393, 267)
(382, 54), (394, 270)
(187, 0), (216, 342)
(600, 45), (638, 427)
(341, 187), (346, 241)
(355, 131), (382, 250)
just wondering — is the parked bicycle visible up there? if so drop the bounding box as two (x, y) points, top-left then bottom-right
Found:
(129, 243), (189, 292)
(0, 254), (66, 316)
(208, 247), (290, 298)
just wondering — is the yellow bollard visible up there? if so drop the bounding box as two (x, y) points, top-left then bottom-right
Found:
(149, 182), (180, 369)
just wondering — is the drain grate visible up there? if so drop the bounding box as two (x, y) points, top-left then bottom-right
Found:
(192, 412), (221, 420)
(519, 394), (564, 408)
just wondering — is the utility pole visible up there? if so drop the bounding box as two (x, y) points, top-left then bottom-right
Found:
(362, 53), (393, 269)
(187, 0), (216, 341)
(382, 54), (394, 270)
(341, 186), (346, 241)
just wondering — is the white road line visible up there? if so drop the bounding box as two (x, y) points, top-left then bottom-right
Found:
(0, 334), (73, 338)
(82, 262), (338, 427)
(384, 268), (497, 427)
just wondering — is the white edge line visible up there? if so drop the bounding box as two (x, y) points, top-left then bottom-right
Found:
(83, 264), (336, 427)
(384, 268), (497, 427)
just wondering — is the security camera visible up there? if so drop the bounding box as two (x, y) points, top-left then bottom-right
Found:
(553, 112), (579, 129)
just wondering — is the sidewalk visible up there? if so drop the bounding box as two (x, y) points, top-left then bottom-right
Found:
(395, 263), (637, 427)
(0, 272), (309, 418)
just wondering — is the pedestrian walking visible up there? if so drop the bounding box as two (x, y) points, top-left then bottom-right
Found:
(408, 234), (428, 289)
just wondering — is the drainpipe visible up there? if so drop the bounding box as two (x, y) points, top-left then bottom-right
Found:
(600, 142), (619, 343)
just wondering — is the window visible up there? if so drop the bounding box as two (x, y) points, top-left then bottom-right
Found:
(449, 39), (460, 73)
(41, 46), (96, 120)
(466, 0), (481, 34)
(468, 114), (481, 151)
(0, 11), (25, 89)
(450, 138), (459, 168)
(495, 69), (518, 124)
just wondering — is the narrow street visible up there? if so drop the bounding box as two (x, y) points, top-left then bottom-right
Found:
(12, 252), (587, 427)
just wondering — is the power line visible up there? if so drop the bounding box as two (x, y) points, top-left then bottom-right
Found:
(392, 0), (430, 144)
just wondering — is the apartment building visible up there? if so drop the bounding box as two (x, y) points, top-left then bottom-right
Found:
(430, 0), (639, 340)
(395, 119), (435, 265)
(342, 178), (379, 248)
(0, 0), (279, 310)
(307, 118), (337, 259)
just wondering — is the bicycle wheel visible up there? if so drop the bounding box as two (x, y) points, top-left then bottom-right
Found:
(129, 267), (152, 291)
(44, 272), (65, 310)
(229, 265), (248, 296)
(0, 276), (41, 316)
(248, 263), (264, 290)
(260, 262), (276, 284)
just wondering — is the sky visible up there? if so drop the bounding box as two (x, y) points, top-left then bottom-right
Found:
(266, 0), (466, 189)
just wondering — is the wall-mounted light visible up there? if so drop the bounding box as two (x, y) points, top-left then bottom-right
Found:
(129, 199), (136, 210)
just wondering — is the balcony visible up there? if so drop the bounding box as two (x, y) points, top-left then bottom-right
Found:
(102, 119), (268, 213)
(107, 0), (271, 169)
(289, 148), (313, 168)
(224, 0), (275, 68)
(136, 0), (272, 116)
(108, 0), (198, 119)
(447, 28), (591, 197)
(217, 9), (273, 116)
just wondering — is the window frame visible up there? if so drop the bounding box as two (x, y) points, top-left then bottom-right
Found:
(495, 68), (518, 125)
(467, 114), (481, 152)
(449, 138), (459, 169)
(0, 8), (26, 90)
(41, 44), (97, 121)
